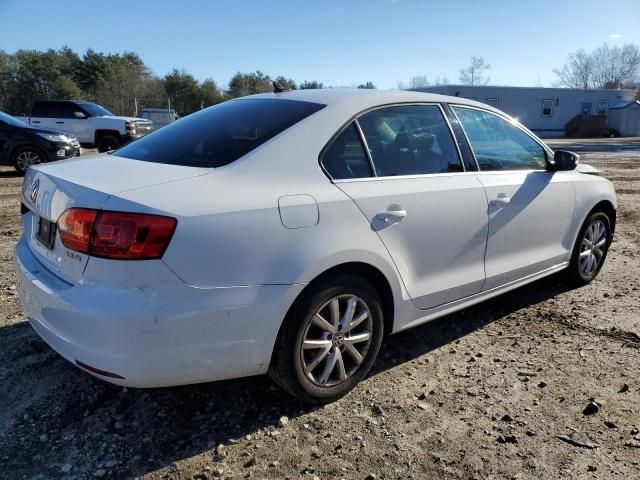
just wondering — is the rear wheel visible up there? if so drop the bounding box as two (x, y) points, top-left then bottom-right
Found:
(13, 146), (45, 175)
(97, 135), (121, 153)
(269, 274), (384, 403)
(567, 211), (612, 285)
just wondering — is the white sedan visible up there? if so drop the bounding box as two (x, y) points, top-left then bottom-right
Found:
(15, 89), (616, 403)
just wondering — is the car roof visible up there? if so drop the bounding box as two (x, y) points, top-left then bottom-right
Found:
(240, 88), (504, 116)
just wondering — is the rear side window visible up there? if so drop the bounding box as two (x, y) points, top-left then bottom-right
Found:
(113, 99), (325, 168)
(32, 102), (56, 118)
(452, 106), (547, 171)
(32, 101), (79, 118)
(321, 123), (373, 179)
(357, 105), (463, 177)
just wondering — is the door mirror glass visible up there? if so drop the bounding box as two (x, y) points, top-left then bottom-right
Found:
(74, 111), (87, 119)
(552, 150), (579, 171)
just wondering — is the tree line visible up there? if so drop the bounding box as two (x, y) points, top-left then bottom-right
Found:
(1, 45), (638, 118)
(0, 47), (376, 117)
(399, 47), (639, 99)
(553, 43), (640, 91)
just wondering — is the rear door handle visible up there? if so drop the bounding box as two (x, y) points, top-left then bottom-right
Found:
(55, 121), (64, 124)
(376, 207), (407, 224)
(31, 120), (40, 124)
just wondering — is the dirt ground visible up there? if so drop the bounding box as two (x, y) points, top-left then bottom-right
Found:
(0, 139), (638, 480)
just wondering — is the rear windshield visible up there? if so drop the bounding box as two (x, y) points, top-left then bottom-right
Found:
(113, 98), (325, 168)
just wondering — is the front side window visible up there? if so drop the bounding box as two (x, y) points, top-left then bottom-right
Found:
(357, 105), (463, 177)
(77, 102), (114, 117)
(452, 106), (547, 171)
(56, 102), (82, 119)
(114, 99), (325, 168)
(542, 99), (553, 117)
(321, 123), (372, 179)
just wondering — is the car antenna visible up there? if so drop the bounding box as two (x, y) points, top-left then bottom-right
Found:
(273, 81), (290, 93)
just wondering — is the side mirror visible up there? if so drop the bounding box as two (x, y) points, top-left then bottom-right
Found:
(551, 150), (579, 171)
(74, 111), (88, 119)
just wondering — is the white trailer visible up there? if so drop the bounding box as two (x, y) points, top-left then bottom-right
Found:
(415, 85), (636, 138)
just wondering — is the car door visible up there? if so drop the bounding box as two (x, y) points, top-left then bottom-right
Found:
(60, 102), (92, 142)
(323, 104), (488, 310)
(30, 101), (57, 130)
(47, 102), (89, 142)
(451, 105), (575, 290)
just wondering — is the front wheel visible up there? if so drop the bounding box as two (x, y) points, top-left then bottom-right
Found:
(567, 211), (612, 285)
(269, 274), (384, 404)
(97, 135), (121, 153)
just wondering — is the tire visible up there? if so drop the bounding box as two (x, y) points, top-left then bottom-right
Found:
(97, 135), (121, 153)
(12, 146), (46, 175)
(567, 211), (612, 286)
(269, 274), (384, 404)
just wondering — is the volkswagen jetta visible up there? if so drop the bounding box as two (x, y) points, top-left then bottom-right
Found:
(15, 89), (616, 403)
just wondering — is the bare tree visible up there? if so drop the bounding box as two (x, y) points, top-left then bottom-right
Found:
(592, 43), (640, 89)
(397, 75), (431, 90)
(409, 75), (430, 89)
(553, 50), (594, 88)
(459, 57), (491, 86)
(432, 75), (450, 86)
(554, 43), (640, 89)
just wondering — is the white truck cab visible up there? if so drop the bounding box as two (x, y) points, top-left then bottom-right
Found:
(18, 100), (154, 152)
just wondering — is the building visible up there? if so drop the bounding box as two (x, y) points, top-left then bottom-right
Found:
(414, 85), (637, 138)
(608, 100), (640, 137)
(140, 108), (178, 129)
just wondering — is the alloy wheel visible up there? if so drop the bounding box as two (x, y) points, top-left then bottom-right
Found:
(300, 294), (373, 387)
(578, 219), (607, 276)
(16, 150), (41, 171)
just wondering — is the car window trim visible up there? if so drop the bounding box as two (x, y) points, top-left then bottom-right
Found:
(448, 104), (554, 172)
(440, 103), (479, 171)
(354, 119), (377, 176)
(332, 170), (480, 184)
(319, 102), (467, 183)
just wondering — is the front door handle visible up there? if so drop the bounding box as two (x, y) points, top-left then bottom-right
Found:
(376, 206), (407, 224)
(55, 121), (64, 124)
(31, 120), (40, 124)
(490, 193), (511, 207)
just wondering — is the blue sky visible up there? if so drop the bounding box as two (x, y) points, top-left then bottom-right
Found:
(1, 0), (639, 89)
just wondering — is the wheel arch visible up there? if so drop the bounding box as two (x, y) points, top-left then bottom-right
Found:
(569, 178), (617, 253)
(95, 129), (122, 143)
(9, 142), (46, 161)
(284, 261), (398, 340)
(589, 199), (616, 235)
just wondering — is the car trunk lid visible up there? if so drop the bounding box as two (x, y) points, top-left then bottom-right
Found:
(21, 156), (207, 284)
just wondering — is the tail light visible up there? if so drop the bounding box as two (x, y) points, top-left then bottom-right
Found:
(57, 208), (176, 260)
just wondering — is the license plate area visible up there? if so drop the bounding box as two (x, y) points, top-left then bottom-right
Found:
(36, 217), (57, 250)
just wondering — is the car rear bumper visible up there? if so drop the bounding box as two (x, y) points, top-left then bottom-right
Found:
(14, 235), (302, 387)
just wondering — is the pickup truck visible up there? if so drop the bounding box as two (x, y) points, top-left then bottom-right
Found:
(17, 100), (154, 152)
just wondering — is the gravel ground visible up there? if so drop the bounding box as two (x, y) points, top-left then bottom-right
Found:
(0, 140), (639, 480)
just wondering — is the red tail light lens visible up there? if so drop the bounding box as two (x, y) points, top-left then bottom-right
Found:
(58, 208), (97, 253)
(91, 212), (177, 259)
(57, 208), (176, 260)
